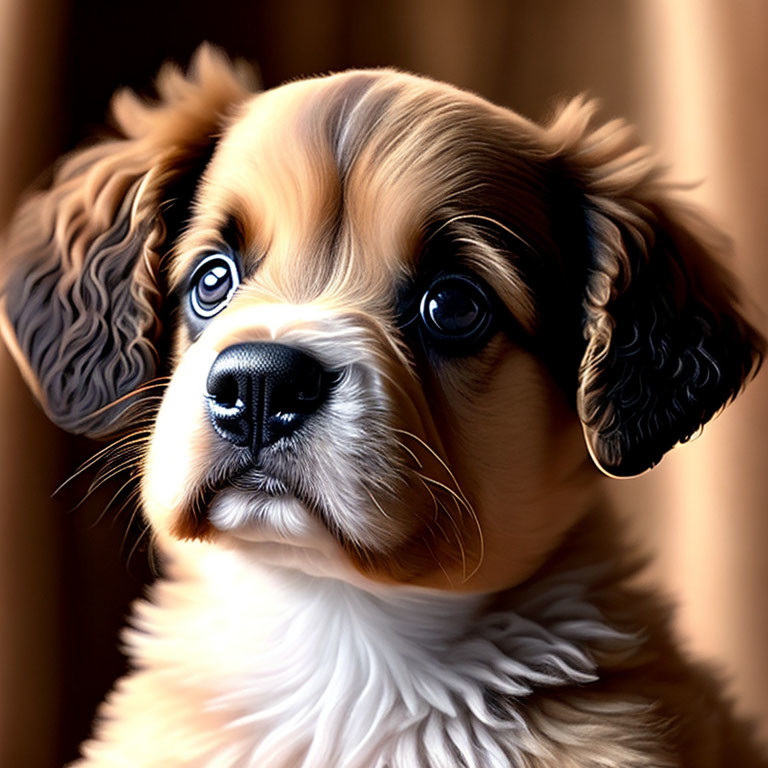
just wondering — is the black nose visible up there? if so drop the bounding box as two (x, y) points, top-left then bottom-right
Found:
(206, 342), (332, 455)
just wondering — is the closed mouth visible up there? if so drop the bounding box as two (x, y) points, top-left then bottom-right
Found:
(174, 444), (344, 542)
(174, 459), (295, 539)
(229, 468), (291, 497)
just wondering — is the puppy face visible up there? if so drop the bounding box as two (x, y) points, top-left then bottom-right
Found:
(2, 47), (763, 593)
(144, 70), (593, 591)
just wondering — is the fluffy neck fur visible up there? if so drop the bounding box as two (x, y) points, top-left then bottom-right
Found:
(106, 509), (673, 768)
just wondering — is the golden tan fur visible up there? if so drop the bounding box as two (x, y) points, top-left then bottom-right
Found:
(2, 47), (766, 767)
(159, 66), (599, 591)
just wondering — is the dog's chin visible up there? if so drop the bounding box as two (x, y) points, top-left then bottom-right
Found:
(206, 486), (384, 586)
(209, 487), (324, 544)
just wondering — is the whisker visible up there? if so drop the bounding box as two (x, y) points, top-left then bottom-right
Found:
(69, 447), (145, 511)
(416, 471), (471, 513)
(108, 475), (142, 528)
(449, 492), (484, 583)
(114, 482), (144, 522)
(85, 376), (172, 419)
(88, 472), (140, 530)
(90, 456), (144, 490)
(417, 472), (485, 578)
(395, 439), (423, 470)
(394, 429), (471, 504)
(53, 431), (151, 496)
(421, 532), (454, 587)
(120, 486), (146, 547)
(398, 428), (485, 577)
(147, 533), (160, 577)
(418, 476), (467, 579)
(126, 520), (152, 570)
(365, 488), (394, 522)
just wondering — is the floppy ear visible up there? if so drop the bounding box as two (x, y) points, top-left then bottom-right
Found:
(546, 98), (764, 477)
(0, 45), (255, 437)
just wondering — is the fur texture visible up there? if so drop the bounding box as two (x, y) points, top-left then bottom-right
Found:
(74, 536), (659, 768)
(1, 46), (766, 767)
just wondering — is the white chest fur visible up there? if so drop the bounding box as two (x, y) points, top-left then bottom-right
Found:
(79, 543), (665, 768)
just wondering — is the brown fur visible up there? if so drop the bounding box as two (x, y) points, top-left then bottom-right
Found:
(1, 46), (765, 766)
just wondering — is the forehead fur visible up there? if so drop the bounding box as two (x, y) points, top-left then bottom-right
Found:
(174, 70), (554, 320)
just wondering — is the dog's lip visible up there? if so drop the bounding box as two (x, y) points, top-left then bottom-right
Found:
(228, 468), (290, 496)
(177, 451), (332, 541)
(195, 463), (289, 511)
(186, 460), (304, 523)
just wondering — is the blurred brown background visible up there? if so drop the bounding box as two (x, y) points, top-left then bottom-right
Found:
(0, 0), (766, 765)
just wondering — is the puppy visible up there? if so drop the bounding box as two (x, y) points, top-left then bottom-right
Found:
(2, 45), (766, 768)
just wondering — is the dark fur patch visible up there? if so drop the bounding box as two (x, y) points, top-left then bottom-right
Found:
(1, 48), (253, 438)
(4, 180), (159, 435)
(579, 205), (764, 476)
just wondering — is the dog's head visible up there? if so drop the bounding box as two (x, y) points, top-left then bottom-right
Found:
(2, 47), (763, 592)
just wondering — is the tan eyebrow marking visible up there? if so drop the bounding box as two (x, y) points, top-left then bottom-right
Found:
(427, 213), (534, 253)
(417, 215), (537, 333)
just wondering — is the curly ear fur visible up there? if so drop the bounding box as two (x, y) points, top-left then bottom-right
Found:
(0, 44), (255, 436)
(546, 98), (764, 477)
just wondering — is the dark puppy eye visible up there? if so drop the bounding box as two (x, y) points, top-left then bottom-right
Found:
(190, 254), (240, 318)
(419, 274), (495, 354)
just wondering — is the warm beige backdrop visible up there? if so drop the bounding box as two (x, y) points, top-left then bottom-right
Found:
(1, 1), (766, 765)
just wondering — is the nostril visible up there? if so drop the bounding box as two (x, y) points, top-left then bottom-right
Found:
(273, 362), (335, 417)
(207, 371), (242, 409)
(295, 367), (322, 404)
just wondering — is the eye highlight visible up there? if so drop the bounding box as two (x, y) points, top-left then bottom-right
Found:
(189, 253), (240, 318)
(410, 273), (497, 356)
